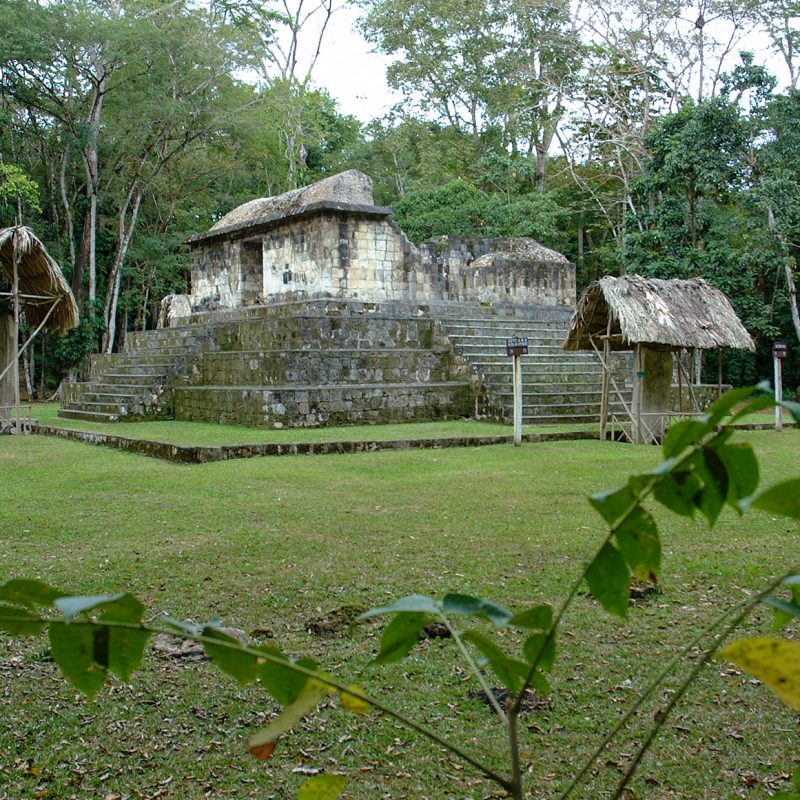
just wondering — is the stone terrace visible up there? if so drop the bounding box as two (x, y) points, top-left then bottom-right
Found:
(60, 300), (627, 427)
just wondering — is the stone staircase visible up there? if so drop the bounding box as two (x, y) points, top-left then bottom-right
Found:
(59, 299), (631, 428)
(433, 305), (631, 425)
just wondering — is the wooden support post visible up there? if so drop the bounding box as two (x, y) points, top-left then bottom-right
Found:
(633, 344), (643, 445)
(774, 349), (783, 432)
(12, 231), (21, 435)
(677, 348), (684, 415)
(599, 321), (611, 441)
(717, 350), (723, 399)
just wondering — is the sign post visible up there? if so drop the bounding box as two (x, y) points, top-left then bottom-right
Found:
(774, 341), (787, 431)
(506, 337), (528, 446)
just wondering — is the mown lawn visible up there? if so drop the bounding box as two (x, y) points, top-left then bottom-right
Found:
(30, 403), (592, 445)
(1, 428), (798, 799)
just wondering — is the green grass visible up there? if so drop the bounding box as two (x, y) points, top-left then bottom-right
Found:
(1, 429), (798, 799)
(31, 402), (594, 446)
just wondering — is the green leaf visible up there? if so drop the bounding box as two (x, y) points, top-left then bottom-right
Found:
(713, 442), (759, 508)
(690, 448), (728, 526)
(523, 632), (556, 671)
(202, 627), (258, 686)
(614, 507), (661, 582)
(55, 594), (127, 620)
(297, 775), (347, 800)
(751, 479), (800, 519)
(107, 627), (150, 682)
(0, 603), (46, 636)
(162, 614), (203, 636)
(48, 622), (107, 700)
(462, 630), (529, 692)
(441, 594), (511, 625)
(781, 399), (800, 424)
(99, 594), (145, 624)
(257, 647), (316, 705)
(766, 598), (800, 631)
(585, 542), (629, 618)
(704, 385), (762, 427)
(589, 484), (635, 525)
(509, 604), (552, 631)
(358, 594), (439, 620)
(653, 471), (700, 517)
(722, 637), (800, 710)
(373, 612), (430, 664)
(528, 669), (551, 697)
(728, 393), (775, 423)
(662, 419), (711, 459)
(246, 679), (328, 757)
(0, 579), (64, 608)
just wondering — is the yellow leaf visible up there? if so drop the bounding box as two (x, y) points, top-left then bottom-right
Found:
(339, 684), (370, 715)
(246, 680), (327, 757)
(297, 775), (347, 800)
(722, 637), (800, 710)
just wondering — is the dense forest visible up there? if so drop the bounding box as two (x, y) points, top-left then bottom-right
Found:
(1, 0), (798, 394)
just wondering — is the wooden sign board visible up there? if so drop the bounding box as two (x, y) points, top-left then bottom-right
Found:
(506, 337), (529, 357)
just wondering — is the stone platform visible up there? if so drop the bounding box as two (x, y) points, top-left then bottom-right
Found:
(59, 299), (629, 428)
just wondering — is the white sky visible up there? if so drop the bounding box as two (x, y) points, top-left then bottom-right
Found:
(297, 4), (401, 122)
(293, 2), (794, 125)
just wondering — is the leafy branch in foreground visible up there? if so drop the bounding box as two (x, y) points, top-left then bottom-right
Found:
(1, 385), (799, 799)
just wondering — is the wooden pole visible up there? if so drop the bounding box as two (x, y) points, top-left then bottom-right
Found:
(599, 318), (611, 440)
(774, 351), (783, 432)
(717, 350), (723, 399)
(0, 297), (60, 386)
(634, 344), (643, 444)
(677, 348), (684, 415)
(513, 353), (522, 446)
(12, 229), (21, 434)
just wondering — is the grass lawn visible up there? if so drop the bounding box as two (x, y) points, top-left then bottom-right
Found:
(1, 428), (798, 799)
(31, 402), (594, 446)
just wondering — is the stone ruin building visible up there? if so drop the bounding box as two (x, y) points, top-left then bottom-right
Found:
(60, 170), (626, 428)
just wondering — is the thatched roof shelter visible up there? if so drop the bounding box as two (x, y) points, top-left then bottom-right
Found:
(564, 275), (755, 353)
(0, 225), (79, 334)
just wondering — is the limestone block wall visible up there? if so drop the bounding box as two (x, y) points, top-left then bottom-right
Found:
(260, 213), (443, 303)
(191, 239), (245, 309)
(191, 210), (576, 310)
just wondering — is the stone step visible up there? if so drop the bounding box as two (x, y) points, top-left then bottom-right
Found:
(78, 391), (148, 404)
(62, 399), (132, 415)
(96, 374), (168, 386)
(57, 408), (121, 423)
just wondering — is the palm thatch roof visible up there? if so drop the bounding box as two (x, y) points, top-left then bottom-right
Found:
(0, 226), (79, 334)
(564, 275), (755, 352)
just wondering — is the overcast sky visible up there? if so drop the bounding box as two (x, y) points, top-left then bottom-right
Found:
(296, 4), (400, 122)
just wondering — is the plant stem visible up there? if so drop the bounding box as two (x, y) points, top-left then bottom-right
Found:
(556, 589), (757, 799)
(608, 573), (791, 800)
(441, 614), (509, 725)
(14, 614), (515, 793)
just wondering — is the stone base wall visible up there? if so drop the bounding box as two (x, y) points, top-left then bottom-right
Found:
(202, 348), (461, 386)
(175, 382), (474, 428)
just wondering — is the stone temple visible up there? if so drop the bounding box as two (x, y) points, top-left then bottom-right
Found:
(60, 170), (622, 427)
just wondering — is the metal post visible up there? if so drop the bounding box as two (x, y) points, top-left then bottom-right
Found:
(774, 341), (786, 431)
(513, 352), (522, 446)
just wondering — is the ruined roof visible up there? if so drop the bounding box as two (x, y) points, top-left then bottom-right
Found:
(564, 275), (755, 352)
(0, 226), (79, 334)
(190, 170), (382, 243)
(470, 237), (570, 267)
